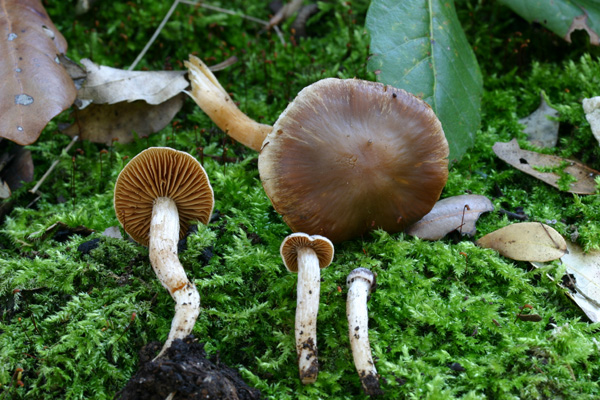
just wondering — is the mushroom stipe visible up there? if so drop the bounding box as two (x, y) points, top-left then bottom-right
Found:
(347, 268), (383, 396)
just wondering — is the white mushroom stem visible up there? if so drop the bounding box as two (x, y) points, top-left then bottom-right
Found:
(185, 55), (272, 151)
(295, 246), (321, 384)
(347, 268), (382, 395)
(149, 197), (200, 360)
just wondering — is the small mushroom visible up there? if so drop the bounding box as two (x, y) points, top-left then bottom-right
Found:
(114, 147), (214, 358)
(346, 268), (382, 396)
(186, 58), (448, 243)
(280, 232), (334, 384)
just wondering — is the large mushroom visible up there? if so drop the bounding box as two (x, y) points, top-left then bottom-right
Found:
(114, 147), (214, 358)
(280, 233), (334, 384)
(186, 56), (449, 243)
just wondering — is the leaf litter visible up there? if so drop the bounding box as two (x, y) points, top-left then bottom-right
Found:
(406, 194), (494, 240)
(533, 242), (600, 323)
(476, 222), (567, 262)
(493, 139), (599, 194)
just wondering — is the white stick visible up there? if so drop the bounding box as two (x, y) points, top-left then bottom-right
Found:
(149, 197), (200, 359)
(347, 268), (382, 395)
(295, 246), (321, 384)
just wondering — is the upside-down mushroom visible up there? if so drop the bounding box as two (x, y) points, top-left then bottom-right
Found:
(114, 147), (214, 358)
(186, 56), (449, 244)
(280, 233), (334, 384)
(346, 267), (382, 396)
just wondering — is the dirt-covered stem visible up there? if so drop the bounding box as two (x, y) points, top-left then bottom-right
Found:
(346, 267), (382, 396)
(295, 246), (321, 384)
(149, 197), (200, 359)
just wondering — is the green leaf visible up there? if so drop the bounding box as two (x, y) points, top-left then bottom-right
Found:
(366, 0), (483, 162)
(497, 0), (600, 45)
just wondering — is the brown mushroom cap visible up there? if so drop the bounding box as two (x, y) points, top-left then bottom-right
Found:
(280, 233), (334, 273)
(114, 147), (214, 246)
(258, 78), (449, 244)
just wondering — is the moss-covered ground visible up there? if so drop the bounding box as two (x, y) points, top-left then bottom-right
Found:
(1, 0), (600, 398)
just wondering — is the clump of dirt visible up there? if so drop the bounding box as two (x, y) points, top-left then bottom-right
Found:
(115, 336), (262, 400)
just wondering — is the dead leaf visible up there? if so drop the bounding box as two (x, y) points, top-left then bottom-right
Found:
(75, 59), (188, 109)
(493, 139), (599, 194)
(558, 242), (600, 322)
(58, 54), (87, 90)
(406, 194), (494, 240)
(476, 222), (567, 262)
(102, 226), (123, 239)
(583, 96), (600, 146)
(0, 0), (77, 145)
(519, 93), (559, 148)
(63, 94), (185, 145)
(565, 14), (600, 46)
(532, 242), (600, 322)
(0, 180), (10, 199)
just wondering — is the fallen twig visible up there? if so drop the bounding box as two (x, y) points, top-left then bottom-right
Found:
(29, 135), (79, 195)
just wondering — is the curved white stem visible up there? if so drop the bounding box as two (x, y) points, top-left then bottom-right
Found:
(347, 268), (382, 395)
(295, 246), (321, 384)
(149, 197), (200, 360)
(185, 55), (272, 151)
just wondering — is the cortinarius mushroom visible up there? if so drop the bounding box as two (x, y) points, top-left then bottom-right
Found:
(186, 56), (448, 244)
(280, 233), (334, 384)
(114, 147), (214, 358)
(259, 78), (448, 243)
(346, 268), (382, 396)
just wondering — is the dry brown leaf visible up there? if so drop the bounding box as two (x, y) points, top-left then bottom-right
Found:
(76, 59), (188, 108)
(406, 194), (494, 240)
(0, 0), (77, 145)
(493, 139), (599, 194)
(476, 222), (567, 262)
(519, 93), (559, 148)
(63, 94), (185, 145)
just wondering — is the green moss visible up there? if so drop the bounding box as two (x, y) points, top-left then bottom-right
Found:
(1, 0), (600, 398)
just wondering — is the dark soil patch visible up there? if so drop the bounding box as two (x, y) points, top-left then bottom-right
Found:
(115, 336), (262, 400)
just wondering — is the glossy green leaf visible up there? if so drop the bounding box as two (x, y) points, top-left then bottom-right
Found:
(366, 0), (483, 162)
(497, 0), (600, 45)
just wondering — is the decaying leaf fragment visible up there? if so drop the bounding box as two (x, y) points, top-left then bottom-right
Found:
(75, 59), (188, 109)
(476, 222), (567, 262)
(559, 242), (600, 322)
(0, 0), (77, 145)
(406, 194), (493, 240)
(532, 242), (600, 322)
(63, 94), (185, 145)
(565, 14), (600, 46)
(583, 96), (600, 146)
(519, 93), (559, 148)
(493, 139), (599, 194)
